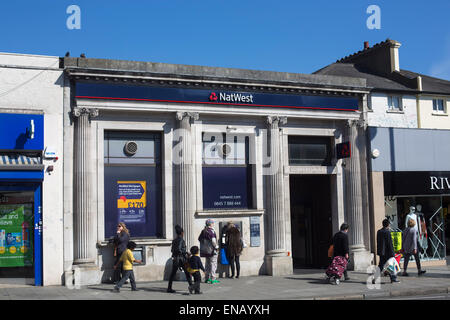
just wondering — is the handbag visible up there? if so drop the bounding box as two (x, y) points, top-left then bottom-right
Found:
(199, 237), (213, 257)
(383, 257), (401, 276)
(327, 245), (334, 258)
(390, 230), (402, 253)
(220, 248), (229, 265)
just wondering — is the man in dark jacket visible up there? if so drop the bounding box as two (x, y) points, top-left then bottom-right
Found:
(332, 223), (350, 280)
(167, 225), (193, 293)
(376, 219), (400, 283)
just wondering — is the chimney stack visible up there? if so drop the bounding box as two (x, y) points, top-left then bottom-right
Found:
(364, 41), (370, 50)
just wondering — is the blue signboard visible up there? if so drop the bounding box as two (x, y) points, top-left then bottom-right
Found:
(76, 82), (358, 111)
(202, 166), (250, 209)
(250, 216), (260, 247)
(0, 113), (43, 151)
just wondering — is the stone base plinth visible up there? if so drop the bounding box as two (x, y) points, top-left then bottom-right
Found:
(67, 264), (102, 288)
(265, 255), (292, 276)
(348, 248), (373, 272)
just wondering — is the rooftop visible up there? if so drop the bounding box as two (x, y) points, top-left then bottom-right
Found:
(314, 39), (450, 95)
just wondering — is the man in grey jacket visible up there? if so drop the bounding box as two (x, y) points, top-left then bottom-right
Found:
(401, 219), (426, 277)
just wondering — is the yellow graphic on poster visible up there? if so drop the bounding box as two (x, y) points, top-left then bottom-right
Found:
(117, 181), (146, 224)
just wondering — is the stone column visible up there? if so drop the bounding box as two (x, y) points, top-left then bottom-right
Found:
(175, 112), (198, 249)
(72, 107), (98, 265)
(264, 116), (292, 276)
(345, 119), (373, 271)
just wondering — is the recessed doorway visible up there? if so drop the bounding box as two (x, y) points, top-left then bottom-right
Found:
(290, 175), (332, 269)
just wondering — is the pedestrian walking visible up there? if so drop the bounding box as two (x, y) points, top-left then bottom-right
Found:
(112, 241), (141, 292)
(331, 223), (350, 281)
(401, 219), (426, 277)
(167, 225), (193, 293)
(225, 223), (243, 279)
(376, 219), (400, 283)
(198, 219), (220, 284)
(186, 246), (205, 294)
(113, 222), (130, 283)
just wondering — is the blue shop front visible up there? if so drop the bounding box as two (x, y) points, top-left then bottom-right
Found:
(0, 113), (44, 285)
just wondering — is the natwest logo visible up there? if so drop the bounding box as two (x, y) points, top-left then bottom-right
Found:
(209, 92), (218, 101)
(209, 91), (254, 104)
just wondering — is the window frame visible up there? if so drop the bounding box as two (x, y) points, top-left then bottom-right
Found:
(387, 95), (403, 112)
(201, 132), (254, 211)
(432, 98), (447, 115)
(287, 135), (333, 166)
(103, 130), (163, 239)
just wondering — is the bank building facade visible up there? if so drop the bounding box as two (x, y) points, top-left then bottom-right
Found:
(61, 57), (373, 286)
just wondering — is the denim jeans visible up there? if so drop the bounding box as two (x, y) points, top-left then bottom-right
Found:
(114, 270), (136, 290)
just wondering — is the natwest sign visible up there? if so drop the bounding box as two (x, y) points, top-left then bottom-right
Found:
(209, 91), (254, 104)
(75, 82), (359, 111)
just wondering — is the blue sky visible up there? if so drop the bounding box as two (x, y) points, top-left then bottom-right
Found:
(1, 1), (449, 79)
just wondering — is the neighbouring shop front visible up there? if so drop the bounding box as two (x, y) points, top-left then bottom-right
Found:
(368, 126), (450, 263)
(384, 171), (449, 261)
(0, 113), (44, 285)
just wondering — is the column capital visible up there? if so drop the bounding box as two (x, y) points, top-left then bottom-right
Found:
(176, 111), (199, 122)
(346, 119), (364, 129)
(266, 116), (287, 127)
(72, 107), (99, 119)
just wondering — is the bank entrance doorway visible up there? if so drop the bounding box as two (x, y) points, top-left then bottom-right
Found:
(290, 175), (332, 269)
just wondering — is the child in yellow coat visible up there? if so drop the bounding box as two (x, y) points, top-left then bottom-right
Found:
(112, 241), (142, 292)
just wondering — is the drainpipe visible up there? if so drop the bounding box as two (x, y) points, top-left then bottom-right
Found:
(416, 76), (422, 128)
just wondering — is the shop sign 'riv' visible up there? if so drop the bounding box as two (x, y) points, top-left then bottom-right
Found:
(384, 172), (450, 196)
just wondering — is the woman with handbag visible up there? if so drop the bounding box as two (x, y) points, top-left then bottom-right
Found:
(113, 222), (130, 283)
(198, 219), (220, 284)
(401, 219), (426, 277)
(225, 223), (244, 279)
(167, 225), (193, 293)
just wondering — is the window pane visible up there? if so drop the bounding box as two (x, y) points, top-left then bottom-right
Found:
(388, 96), (401, 110)
(104, 165), (162, 238)
(104, 131), (162, 238)
(288, 136), (332, 166)
(202, 133), (247, 165)
(105, 131), (160, 164)
(433, 99), (444, 112)
(0, 193), (34, 268)
(202, 166), (251, 209)
(384, 196), (446, 261)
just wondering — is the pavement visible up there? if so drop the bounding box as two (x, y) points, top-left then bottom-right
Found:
(0, 264), (450, 301)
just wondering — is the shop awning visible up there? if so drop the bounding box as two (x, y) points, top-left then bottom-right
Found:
(0, 153), (43, 170)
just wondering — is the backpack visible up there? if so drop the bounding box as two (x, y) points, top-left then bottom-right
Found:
(171, 237), (187, 266)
